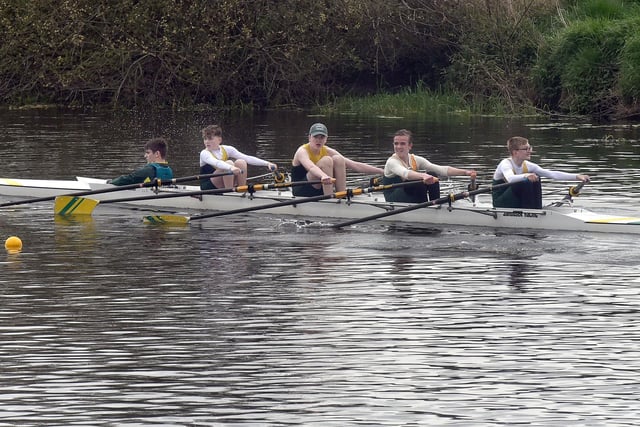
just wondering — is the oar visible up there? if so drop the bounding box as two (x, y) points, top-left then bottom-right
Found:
(565, 180), (586, 199)
(550, 180), (588, 207)
(333, 180), (519, 228)
(54, 180), (323, 215)
(0, 171), (234, 208)
(468, 172), (478, 204)
(347, 174), (383, 188)
(144, 180), (425, 225)
(248, 168), (286, 182)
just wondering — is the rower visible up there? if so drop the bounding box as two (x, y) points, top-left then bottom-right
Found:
(291, 123), (383, 196)
(108, 138), (173, 186)
(382, 129), (476, 203)
(199, 124), (277, 190)
(492, 136), (589, 209)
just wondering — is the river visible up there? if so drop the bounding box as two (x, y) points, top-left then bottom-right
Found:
(1, 109), (640, 426)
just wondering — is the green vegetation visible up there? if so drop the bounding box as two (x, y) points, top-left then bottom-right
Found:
(534, 0), (640, 119)
(1, 0), (639, 120)
(318, 84), (538, 117)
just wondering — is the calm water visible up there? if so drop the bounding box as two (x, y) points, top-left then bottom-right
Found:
(1, 110), (640, 426)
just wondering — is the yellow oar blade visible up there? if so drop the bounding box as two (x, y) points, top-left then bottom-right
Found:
(143, 214), (190, 225)
(54, 196), (100, 216)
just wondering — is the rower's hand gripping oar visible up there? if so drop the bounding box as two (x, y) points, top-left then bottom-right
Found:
(332, 180), (519, 229)
(55, 179), (322, 216)
(144, 179), (424, 225)
(0, 171), (235, 209)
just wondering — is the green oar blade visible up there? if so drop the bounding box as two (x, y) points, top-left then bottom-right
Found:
(54, 196), (100, 216)
(143, 214), (190, 225)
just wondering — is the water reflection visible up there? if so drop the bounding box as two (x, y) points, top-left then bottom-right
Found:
(2, 214), (640, 425)
(505, 261), (531, 293)
(2, 111), (640, 425)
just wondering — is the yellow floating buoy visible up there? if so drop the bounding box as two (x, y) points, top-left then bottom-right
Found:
(5, 236), (23, 252)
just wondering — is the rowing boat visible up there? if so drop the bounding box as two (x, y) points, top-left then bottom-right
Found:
(2, 176), (640, 234)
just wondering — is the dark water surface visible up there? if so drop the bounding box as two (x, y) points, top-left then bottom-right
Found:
(1, 110), (640, 426)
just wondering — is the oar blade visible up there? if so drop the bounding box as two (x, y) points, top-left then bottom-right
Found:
(142, 214), (190, 225)
(54, 196), (100, 216)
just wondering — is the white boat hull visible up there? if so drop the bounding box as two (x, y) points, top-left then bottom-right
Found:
(0, 177), (92, 196)
(2, 177), (640, 234)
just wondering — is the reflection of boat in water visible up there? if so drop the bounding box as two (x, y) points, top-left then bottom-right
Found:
(2, 176), (640, 234)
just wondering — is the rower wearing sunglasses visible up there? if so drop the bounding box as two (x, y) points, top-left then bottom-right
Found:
(492, 136), (590, 209)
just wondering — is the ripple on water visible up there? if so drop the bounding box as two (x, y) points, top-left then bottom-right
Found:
(2, 177), (640, 423)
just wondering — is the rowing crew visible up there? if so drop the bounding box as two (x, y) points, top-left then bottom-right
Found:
(109, 124), (590, 210)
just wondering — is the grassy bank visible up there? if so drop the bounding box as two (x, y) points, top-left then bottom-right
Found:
(317, 85), (540, 117)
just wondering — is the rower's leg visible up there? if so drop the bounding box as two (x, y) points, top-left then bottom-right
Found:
(222, 160), (236, 187)
(234, 159), (248, 186)
(331, 154), (347, 192)
(316, 156), (336, 195)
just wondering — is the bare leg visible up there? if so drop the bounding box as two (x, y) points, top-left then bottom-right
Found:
(234, 159), (248, 186)
(315, 156), (335, 195)
(331, 154), (347, 191)
(211, 174), (226, 188)
(222, 160), (236, 187)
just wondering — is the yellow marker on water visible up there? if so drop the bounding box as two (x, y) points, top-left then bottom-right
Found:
(5, 236), (23, 252)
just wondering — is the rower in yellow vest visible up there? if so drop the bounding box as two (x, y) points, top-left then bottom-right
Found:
(291, 123), (383, 196)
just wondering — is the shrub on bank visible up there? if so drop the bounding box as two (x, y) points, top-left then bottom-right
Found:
(533, 0), (640, 119)
(619, 34), (640, 104)
(1, 0), (639, 121)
